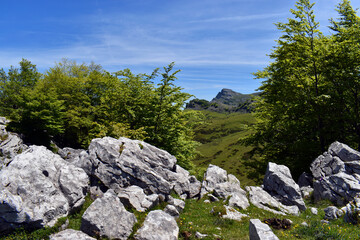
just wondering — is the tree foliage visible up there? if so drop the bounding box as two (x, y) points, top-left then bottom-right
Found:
(243, 0), (360, 177)
(0, 59), (197, 169)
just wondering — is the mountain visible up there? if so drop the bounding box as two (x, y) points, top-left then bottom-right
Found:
(186, 88), (260, 113)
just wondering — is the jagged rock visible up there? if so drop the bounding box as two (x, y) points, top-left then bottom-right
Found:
(311, 142), (360, 205)
(58, 147), (92, 175)
(0, 119), (27, 168)
(310, 207), (318, 215)
(301, 222), (309, 227)
(0, 146), (88, 233)
(167, 197), (185, 213)
(300, 186), (313, 199)
(173, 165), (201, 198)
(88, 137), (194, 197)
(343, 196), (360, 224)
(201, 165), (249, 209)
(246, 186), (300, 216)
(324, 206), (343, 220)
(118, 185), (158, 212)
(298, 172), (313, 187)
(249, 219), (279, 240)
(263, 162), (306, 211)
(222, 205), (248, 221)
(81, 189), (136, 239)
(164, 204), (180, 218)
(208, 194), (219, 202)
(50, 229), (96, 240)
(134, 210), (179, 240)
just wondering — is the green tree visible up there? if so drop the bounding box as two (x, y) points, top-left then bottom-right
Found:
(243, 0), (331, 176)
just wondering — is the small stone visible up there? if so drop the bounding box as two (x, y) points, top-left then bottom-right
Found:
(164, 204), (180, 218)
(195, 231), (208, 239)
(209, 194), (219, 202)
(204, 200), (210, 203)
(301, 222), (309, 227)
(321, 220), (330, 224)
(310, 207), (318, 215)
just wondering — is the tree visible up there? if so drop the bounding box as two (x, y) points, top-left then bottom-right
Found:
(243, 0), (331, 176)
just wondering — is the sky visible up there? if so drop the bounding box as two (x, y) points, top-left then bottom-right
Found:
(1, 0), (360, 100)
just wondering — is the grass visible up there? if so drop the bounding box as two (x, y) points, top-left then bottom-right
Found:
(177, 197), (360, 240)
(191, 110), (263, 186)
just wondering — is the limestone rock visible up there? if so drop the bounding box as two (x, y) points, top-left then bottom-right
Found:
(88, 137), (184, 196)
(81, 189), (137, 239)
(300, 186), (313, 199)
(263, 162), (306, 211)
(58, 147), (92, 175)
(343, 196), (360, 224)
(173, 165), (201, 198)
(324, 206), (343, 220)
(0, 129), (27, 168)
(167, 197), (185, 213)
(311, 142), (360, 205)
(50, 229), (96, 240)
(0, 146), (88, 233)
(134, 210), (179, 240)
(222, 205), (248, 221)
(298, 172), (313, 187)
(201, 165), (249, 209)
(164, 204), (180, 218)
(118, 185), (158, 212)
(310, 207), (318, 215)
(249, 219), (279, 240)
(246, 186), (300, 216)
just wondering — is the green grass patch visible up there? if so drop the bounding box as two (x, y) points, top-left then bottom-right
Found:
(190, 111), (264, 186)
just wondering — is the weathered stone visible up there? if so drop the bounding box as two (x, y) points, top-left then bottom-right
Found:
(0, 146), (88, 233)
(195, 231), (208, 239)
(222, 205), (248, 221)
(58, 147), (92, 175)
(300, 186), (313, 199)
(343, 196), (360, 224)
(118, 185), (158, 212)
(298, 172), (313, 187)
(164, 204), (180, 218)
(324, 206), (343, 220)
(311, 142), (360, 205)
(263, 162), (306, 211)
(246, 186), (300, 216)
(310, 207), (318, 215)
(249, 219), (279, 240)
(208, 194), (219, 202)
(0, 132), (27, 167)
(88, 137), (180, 196)
(201, 165), (249, 209)
(134, 210), (179, 240)
(167, 197), (185, 213)
(81, 189), (137, 240)
(50, 229), (96, 240)
(301, 222), (309, 227)
(173, 165), (201, 198)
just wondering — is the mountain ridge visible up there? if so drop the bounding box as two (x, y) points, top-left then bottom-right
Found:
(186, 88), (259, 113)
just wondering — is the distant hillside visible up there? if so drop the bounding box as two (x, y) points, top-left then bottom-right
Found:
(186, 88), (260, 113)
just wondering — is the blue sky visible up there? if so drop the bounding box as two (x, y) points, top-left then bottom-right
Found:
(1, 0), (359, 100)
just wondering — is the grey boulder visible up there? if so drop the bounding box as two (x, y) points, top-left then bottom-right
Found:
(222, 205), (248, 221)
(246, 186), (300, 216)
(81, 189), (137, 239)
(201, 165), (249, 209)
(173, 165), (201, 198)
(135, 210), (179, 240)
(118, 185), (158, 212)
(50, 229), (96, 240)
(343, 196), (360, 224)
(311, 142), (360, 205)
(249, 219), (279, 240)
(0, 146), (88, 233)
(324, 206), (343, 220)
(263, 162), (306, 211)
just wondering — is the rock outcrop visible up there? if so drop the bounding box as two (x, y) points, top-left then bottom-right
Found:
(134, 210), (179, 240)
(246, 186), (300, 216)
(117, 185), (159, 212)
(249, 219), (279, 240)
(311, 141), (360, 205)
(81, 189), (137, 239)
(0, 146), (89, 233)
(87, 137), (200, 199)
(342, 195), (360, 224)
(263, 162), (306, 211)
(201, 164), (249, 209)
(50, 229), (96, 240)
(0, 118), (27, 168)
